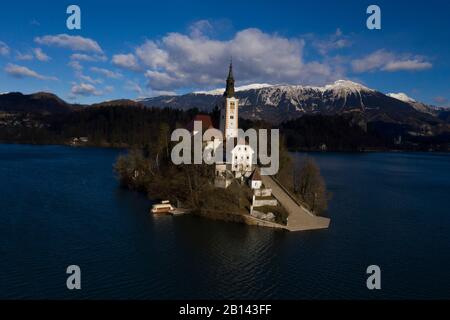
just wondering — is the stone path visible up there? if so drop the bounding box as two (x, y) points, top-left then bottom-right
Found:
(261, 175), (330, 231)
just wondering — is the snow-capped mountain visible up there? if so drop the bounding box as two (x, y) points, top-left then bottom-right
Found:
(194, 83), (273, 95)
(139, 80), (440, 125)
(387, 92), (436, 114)
(387, 92), (416, 103)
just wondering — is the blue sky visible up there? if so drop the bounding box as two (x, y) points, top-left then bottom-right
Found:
(0, 0), (449, 106)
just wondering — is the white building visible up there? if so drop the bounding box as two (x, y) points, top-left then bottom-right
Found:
(231, 144), (254, 176)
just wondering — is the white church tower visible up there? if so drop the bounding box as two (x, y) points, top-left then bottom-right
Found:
(220, 62), (239, 139)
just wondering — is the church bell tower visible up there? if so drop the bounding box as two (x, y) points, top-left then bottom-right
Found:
(220, 62), (239, 139)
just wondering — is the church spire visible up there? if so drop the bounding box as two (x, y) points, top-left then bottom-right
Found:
(227, 59), (234, 79)
(224, 60), (235, 98)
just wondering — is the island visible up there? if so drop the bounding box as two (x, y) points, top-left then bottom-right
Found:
(115, 63), (331, 231)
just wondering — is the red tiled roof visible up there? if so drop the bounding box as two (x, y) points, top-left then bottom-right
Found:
(186, 114), (214, 132)
(250, 168), (262, 181)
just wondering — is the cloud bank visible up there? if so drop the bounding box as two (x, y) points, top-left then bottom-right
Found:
(112, 27), (344, 91)
(352, 49), (432, 73)
(90, 67), (122, 79)
(70, 82), (102, 97)
(35, 34), (103, 53)
(1, 20), (436, 101)
(5, 63), (57, 80)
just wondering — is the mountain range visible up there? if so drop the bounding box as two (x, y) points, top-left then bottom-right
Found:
(1, 81), (450, 151)
(1, 80), (449, 137)
(139, 80), (449, 134)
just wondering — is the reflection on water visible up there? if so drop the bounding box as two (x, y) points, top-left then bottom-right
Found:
(1, 145), (450, 299)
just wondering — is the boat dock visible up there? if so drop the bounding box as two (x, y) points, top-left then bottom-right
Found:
(169, 208), (191, 215)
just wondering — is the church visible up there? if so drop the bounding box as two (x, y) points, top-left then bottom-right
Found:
(214, 62), (255, 187)
(186, 62), (257, 188)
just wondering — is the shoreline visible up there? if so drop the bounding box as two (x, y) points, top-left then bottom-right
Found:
(1, 140), (448, 154)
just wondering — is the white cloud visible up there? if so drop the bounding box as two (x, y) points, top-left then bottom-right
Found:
(152, 90), (177, 96)
(15, 48), (50, 62)
(35, 34), (103, 53)
(33, 48), (51, 62)
(111, 53), (140, 71)
(383, 60), (432, 72)
(5, 63), (57, 80)
(124, 80), (175, 98)
(135, 41), (169, 69)
(0, 41), (10, 56)
(68, 60), (104, 84)
(352, 50), (392, 72)
(188, 20), (214, 38)
(145, 70), (181, 89)
(16, 52), (34, 61)
(69, 83), (114, 98)
(79, 74), (102, 84)
(113, 24), (343, 92)
(70, 83), (102, 97)
(70, 53), (107, 62)
(352, 49), (432, 73)
(125, 80), (144, 96)
(68, 60), (83, 71)
(90, 67), (122, 79)
(312, 28), (352, 55)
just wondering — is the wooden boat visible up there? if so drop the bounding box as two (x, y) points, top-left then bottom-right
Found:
(151, 201), (174, 214)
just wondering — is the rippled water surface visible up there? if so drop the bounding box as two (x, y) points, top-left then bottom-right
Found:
(1, 144), (449, 299)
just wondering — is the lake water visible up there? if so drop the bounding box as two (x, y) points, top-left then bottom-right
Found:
(0, 144), (449, 299)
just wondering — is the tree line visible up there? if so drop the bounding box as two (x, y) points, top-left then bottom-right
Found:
(0, 103), (332, 214)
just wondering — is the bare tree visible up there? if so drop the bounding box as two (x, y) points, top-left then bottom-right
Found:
(294, 157), (329, 214)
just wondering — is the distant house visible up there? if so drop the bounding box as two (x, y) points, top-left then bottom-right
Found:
(70, 136), (88, 145)
(248, 168), (262, 190)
